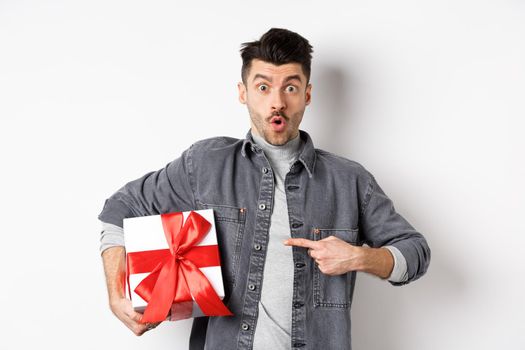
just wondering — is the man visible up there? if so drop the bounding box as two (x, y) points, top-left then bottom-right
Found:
(99, 28), (430, 350)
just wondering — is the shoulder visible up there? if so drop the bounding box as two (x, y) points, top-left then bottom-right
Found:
(182, 135), (244, 164)
(314, 148), (374, 181)
(314, 149), (378, 201)
(191, 135), (242, 150)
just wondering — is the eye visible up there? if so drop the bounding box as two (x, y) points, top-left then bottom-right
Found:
(285, 85), (297, 93)
(258, 84), (268, 92)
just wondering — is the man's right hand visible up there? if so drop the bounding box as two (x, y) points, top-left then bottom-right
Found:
(109, 297), (159, 336)
(102, 246), (160, 336)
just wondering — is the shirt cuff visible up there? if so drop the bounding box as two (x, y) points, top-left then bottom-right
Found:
(100, 221), (125, 254)
(383, 245), (408, 283)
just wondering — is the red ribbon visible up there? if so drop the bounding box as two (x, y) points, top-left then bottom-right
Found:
(126, 211), (232, 323)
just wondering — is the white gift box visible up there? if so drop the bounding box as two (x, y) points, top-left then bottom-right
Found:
(124, 209), (226, 320)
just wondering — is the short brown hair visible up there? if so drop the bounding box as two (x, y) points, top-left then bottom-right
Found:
(240, 28), (314, 84)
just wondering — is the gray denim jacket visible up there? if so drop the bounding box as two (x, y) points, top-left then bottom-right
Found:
(98, 129), (430, 350)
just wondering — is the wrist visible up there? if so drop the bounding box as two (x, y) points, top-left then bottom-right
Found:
(358, 246), (394, 279)
(109, 294), (126, 311)
(108, 281), (127, 308)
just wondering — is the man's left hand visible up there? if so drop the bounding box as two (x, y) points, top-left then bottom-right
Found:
(284, 236), (364, 276)
(284, 236), (394, 279)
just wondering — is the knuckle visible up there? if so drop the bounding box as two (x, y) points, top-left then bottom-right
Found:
(133, 325), (145, 336)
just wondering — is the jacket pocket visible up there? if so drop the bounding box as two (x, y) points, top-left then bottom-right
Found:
(312, 228), (359, 308)
(199, 202), (247, 291)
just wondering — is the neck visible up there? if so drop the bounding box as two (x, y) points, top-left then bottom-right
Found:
(251, 131), (303, 164)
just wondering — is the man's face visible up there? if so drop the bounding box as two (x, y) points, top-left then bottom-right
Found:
(238, 59), (312, 146)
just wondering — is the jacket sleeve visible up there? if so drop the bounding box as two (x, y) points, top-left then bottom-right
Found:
(359, 173), (431, 286)
(97, 147), (196, 228)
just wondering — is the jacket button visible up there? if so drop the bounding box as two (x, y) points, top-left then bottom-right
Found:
(241, 323), (249, 331)
(248, 284), (256, 291)
(254, 244), (261, 251)
(258, 203), (266, 210)
(291, 222), (303, 229)
(295, 262), (305, 268)
(293, 302), (304, 308)
(293, 343), (306, 348)
(287, 185), (300, 191)
(262, 167), (269, 173)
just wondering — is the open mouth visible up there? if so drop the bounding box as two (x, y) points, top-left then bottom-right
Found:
(270, 115), (285, 124)
(269, 115), (286, 131)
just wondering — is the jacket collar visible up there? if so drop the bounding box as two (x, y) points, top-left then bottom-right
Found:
(241, 129), (316, 178)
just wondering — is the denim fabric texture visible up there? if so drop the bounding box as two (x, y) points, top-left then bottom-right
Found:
(98, 129), (431, 350)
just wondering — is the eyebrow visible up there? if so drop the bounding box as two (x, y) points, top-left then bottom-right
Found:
(252, 73), (303, 84)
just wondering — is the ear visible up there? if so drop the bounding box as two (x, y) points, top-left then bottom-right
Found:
(238, 82), (247, 104)
(305, 83), (312, 106)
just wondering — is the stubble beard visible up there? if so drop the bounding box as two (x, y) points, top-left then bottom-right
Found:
(249, 112), (290, 146)
(247, 107), (303, 146)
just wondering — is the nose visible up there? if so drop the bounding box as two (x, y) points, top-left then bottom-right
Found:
(271, 90), (286, 112)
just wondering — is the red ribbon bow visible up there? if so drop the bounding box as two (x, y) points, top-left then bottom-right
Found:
(126, 211), (232, 323)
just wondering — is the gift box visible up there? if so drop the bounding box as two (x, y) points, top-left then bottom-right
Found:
(124, 209), (232, 323)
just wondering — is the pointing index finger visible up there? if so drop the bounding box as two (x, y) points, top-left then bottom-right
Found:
(284, 238), (319, 249)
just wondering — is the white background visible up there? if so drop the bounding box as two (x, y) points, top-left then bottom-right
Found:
(1, 1), (524, 349)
